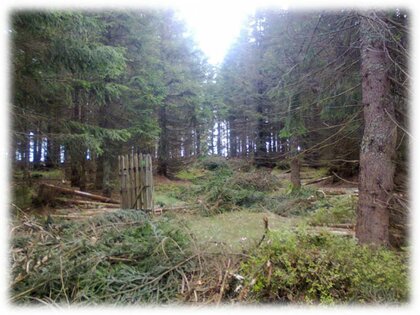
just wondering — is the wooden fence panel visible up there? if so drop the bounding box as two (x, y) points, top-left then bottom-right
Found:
(133, 153), (140, 209)
(119, 152), (154, 211)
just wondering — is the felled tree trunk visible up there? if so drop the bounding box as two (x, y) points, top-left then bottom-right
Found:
(39, 183), (119, 204)
(356, 11), (397, 246)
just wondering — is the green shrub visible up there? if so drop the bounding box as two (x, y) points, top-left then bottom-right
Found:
(262, 195), (314, 216)
(154, 183), (187, 207)
(306, 196), (356, 226)
(240, 229), (408, 304)
(11, 210), (195, 304)
(12, 184), (34, 209)
(262, 186), (321, 217)
(228, 171), (281, 192)
(192, 168), (269, 214)
(176, 168), (206, 181)
(200, 156), (228, 171)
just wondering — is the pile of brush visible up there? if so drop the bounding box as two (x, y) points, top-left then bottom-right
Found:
(10, 209), (203, 304)
(10, 208), (246, 305)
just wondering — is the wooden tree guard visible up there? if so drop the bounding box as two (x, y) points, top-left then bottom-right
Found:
(118, 153), (154, 211)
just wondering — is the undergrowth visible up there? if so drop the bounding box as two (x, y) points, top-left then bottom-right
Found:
(182, 167), (282, 214)
(239, 229), (408, 304)
(263, 186), (321, 217)
(11, 210), (196, 304)
(306, 196), (356, 226)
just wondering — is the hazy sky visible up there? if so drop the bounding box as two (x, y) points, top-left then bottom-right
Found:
(176, 3), (256, 65)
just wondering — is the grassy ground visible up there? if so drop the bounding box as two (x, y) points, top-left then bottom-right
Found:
(10, 159), (408, 305)
(167, 210), (297, 252)
(152, 160), (356, 254)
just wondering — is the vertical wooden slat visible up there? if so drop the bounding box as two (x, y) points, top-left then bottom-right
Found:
(121, 155), (126, 208)
(143, 155), (149, 210)
(130, 153), (135, 208)
(134, 153), (139, 210)
(145, 154), (150, 210)
(148, 155), (154, 211)
(140, 153), (145, 210)
(126, 154), (131, 208)
(138, 153), (142, 210)
(118, 155), (122, 209)
(130, 152), (135, 209)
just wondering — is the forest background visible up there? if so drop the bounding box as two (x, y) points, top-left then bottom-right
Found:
(1, 0), (419, 311)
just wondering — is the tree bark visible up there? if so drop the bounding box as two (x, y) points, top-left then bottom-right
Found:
(356, 11), (397, 246)
(290, 135), (301, 189)
(196, 127), (201, 157)
(39, 183), (119, 204)
(102, 155), (112, 197)
(95, 154), (104, 190)
(210, 125), (215, 155)
(157, 104), (168, 176)
(217, 121), (222, 155)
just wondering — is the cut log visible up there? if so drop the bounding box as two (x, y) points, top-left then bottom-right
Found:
(39, 183), (119, 204)
(303, 175), (333, 186)
(56, 198), (120, 208)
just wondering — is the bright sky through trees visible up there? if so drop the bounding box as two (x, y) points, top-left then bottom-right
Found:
(176, 2), (256, 64)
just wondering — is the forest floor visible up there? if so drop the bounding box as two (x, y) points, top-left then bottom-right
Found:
(152, 160), (358, 253)
(10, 158), (409, 305)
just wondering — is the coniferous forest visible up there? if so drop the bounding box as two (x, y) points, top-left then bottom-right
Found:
(9, 8), (410, 305)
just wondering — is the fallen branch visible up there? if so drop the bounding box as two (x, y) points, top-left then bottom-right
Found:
(56, 198), (120, 208)
(331, 171), (358, 185)
(39, 183), (119, 204)
(303, 175), (333, 186)
(310, 223), (355, 229)
(217, 258), (231, 305)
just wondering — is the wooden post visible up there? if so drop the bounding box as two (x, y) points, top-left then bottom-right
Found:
(125, 154), (131, 209)
(144, 155), (149, 210)
(130, 153), (135, 209)
(121, 155), (127, 208)
(134, 153), (140, 210)
(140, 153), (145, 210)
(118, 155), (122, 208)
(148, 155), (154, 211)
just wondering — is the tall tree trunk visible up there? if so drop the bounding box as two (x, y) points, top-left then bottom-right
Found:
(45, 121), (60, 168)
(290, 135), (301, 189)
(229, 120), (237, 157)
(22, 128), (31, 180)
(255, 102), (267, 165)
(356, 11), (397, 246)
(45, 125), (53, 168)
(196, 127), (201, 157)
(33, 126), (43, 169)
(226, 121), (230, 156)
(217, 121), (222, 155)
(102, 155), (112, 197)
(70, 87), (86, 189)
(157, 104), (168, 176)
(210, 124), (215, 155)
(95, 154), (104, 190)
